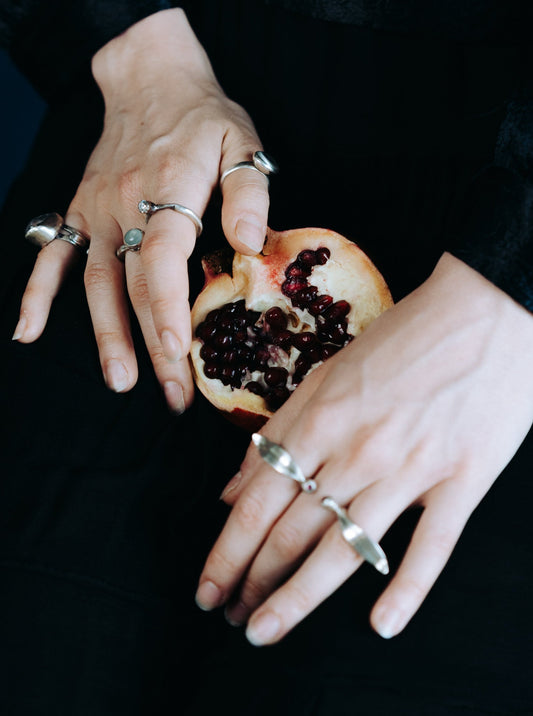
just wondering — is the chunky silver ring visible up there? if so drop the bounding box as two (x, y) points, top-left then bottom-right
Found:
(321, 497), (389, 575)
(138, 200), (203, 237)
(220, 150), (279, 186)
(252, 433), (317, 493)
(25, 212), (90, 252)
(116, 228), (145, 261)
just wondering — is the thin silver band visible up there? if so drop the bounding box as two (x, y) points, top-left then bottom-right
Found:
(220, 162), (268, 184)
(220, 150), (278, 186)
(138, 200), (203, 237)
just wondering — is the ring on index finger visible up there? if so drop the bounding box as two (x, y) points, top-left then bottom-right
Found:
(25, 212), (90, 253)
(252, 433), (317, 494)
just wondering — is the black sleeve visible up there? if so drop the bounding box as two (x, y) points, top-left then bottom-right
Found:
(0, 0), (183, 103)
(446, 44), (533, 311)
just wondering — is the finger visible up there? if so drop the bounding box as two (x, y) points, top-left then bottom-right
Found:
(243, 482), (404, 646)
(226, 467), (413, 628)
(13, 214), (89, 342)
(220, 126), (270, 255)
(124, 248), (194, 413)
(84, 215), (138, 393)
(220, 360), (331, 505)
(139, 206), (198, 364)
(370, 478), (472, 640)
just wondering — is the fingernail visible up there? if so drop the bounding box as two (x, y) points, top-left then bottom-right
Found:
(236, 217), (265, 253)
(219, 471), (242, 500)
(105, 359), (130, 393)
(195, 580), (224, 611)
(164, 381), (185, 414)
(245, 612), (281, 646)
(374, 606), (403, 640)
(225, 601), (250, 627)
(160, 329), (183, 362)
(12, 315), (27, 341)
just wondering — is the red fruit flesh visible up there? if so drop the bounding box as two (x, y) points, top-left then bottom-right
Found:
(190, 227), (393, 430)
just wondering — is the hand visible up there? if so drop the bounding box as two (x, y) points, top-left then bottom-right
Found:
(12, 9), (270, 413)
(196, 253), (533, 644)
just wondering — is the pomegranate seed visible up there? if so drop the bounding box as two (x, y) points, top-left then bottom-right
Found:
(329, 321), (347, 344)
(292, 332), (319, 352)
(203, 363), (220, 379)
(221, 350), (238, 365)
(292, 286), (318, 308)
(205, 308), (223, 323)
(196, 321), (218, 342)
(306, 346), (322, 363)
(200, 344), (219, 362)
(285, 263), (310, 279)
(272, 330), (293, 350)
(309, 294), (333, 316)
(267, 386), (290, 410)
(315, 247), (330, 265)
(294, 355), (311, 376)
(325, 300), (350, 321)
(254, 347), (270, 368)
(265, 307), (288, 331)
(282, 277), (308, 297)
(296, 250), (317, 269)
(213, 333), (233, 348)
(264, 367), (289, 387)
(321, 344), (340, 360)
(245, 381), (265, 396)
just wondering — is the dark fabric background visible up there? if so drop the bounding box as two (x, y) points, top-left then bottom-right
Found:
(0, 2), (532, 714)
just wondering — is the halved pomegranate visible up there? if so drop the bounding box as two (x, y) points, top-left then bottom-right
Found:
(190, 227), (393, 430)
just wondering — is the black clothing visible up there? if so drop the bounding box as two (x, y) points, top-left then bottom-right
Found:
(1, 1), (532, 714)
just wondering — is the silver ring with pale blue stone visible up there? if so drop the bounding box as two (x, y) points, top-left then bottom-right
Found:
(116, 228), (145, 260)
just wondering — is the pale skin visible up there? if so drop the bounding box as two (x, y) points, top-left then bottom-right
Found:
(11, 9), (533, 644)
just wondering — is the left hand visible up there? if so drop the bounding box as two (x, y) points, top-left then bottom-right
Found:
(195, 252), (533, 644)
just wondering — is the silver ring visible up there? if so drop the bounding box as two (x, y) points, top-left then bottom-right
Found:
(25, 212), (90, 252)
(138, 200), (203, 237)
(321, 497), (389, 575)
(116, 228), (145, 261)
(220, 150), (279, 186)
(251, 433), (317, 493)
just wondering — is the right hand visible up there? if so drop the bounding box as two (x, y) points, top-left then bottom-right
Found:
(13, 8), (271, 413)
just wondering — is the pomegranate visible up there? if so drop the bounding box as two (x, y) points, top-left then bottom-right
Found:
(190, 227), (393, 430)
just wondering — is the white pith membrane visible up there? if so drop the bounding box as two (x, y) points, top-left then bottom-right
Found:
(190, 228), (393, 426)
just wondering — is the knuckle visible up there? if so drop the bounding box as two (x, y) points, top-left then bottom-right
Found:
(127, 274), (150, 304)
(270, 521), (304, 562)
(285, 580), (314, 617)
(395, 573), (428, 604)
(240, 576), (268, 607)
(84, 262), (115, 292)
(232, 491), (267, 534)
(117, 169), (141, 204)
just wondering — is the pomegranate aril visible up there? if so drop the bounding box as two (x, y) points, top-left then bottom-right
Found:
(309, 294), (333, 316)
(321, 344), (340, 360)
(266, 386), (290, 411)
(264, 367), (289, 387)
(265, 307), (288, 331)
(306, 346), (322, 363)
(213, 333), (233, 348)
(245, 381), (265, 396)
(292, 331), (318, 352)
(203, 363), (220, 380)
(294, 355), (311, 376)
(315, 247), (331, 265)
(272, 329), (293, 350)
(196, 321), (218, 342)
(221, 350), (239, 365)
(200, 344), (219, 362)
(292, 286), (318, 308)
(324, 300), (350, 322)
(296, 249), (317, 269)
(329, 321), (348, 344)
(205, 308), (222, 323)
(285, 263), (310, 279)
(282, 276), (308, 297)
(254, 347), (270, 369)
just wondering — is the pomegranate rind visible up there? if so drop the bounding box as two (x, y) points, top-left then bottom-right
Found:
(189, 227), (393, 429)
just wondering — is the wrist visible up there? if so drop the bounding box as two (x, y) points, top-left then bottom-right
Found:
(91, 8), (217, 100)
